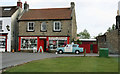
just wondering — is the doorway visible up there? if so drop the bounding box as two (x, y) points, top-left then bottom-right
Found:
(39, 39), (46, 52)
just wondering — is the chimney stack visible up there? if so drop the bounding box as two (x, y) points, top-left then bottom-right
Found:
(24, 1), (29, 11)
(71, 2), (75, 10)
(17, 0), (22, 8)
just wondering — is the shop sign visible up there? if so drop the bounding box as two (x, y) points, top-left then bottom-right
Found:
(21, 37), (37, 39)
(0, 36), (6, 39)
(49, 37), (67, 40)
(39, 37), (47, 39)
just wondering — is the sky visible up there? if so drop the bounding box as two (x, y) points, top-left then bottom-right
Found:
(0, 0), (119, 38)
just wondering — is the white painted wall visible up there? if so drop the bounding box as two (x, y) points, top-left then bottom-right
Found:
(0, 17), (11, 52)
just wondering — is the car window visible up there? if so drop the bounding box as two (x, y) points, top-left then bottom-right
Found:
(73, 45), (77, 47)
(66, 45), (72, 47)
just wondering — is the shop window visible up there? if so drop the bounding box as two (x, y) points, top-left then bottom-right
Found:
(21, 38), (37, 50)
(53, 21), (61, 31)
(0, 36), (6, 49)
(27, 22), (35, 31)
(41, 22), (47, 32)
(0, 21), (2, 32)
(49, 40), (67, 50)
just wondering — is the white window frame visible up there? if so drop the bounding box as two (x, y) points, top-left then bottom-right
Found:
(0, 21), (2, 31)
(41, 22), (47, 31)
(53, 21), (61, 31)
(27, 22), (35, 31)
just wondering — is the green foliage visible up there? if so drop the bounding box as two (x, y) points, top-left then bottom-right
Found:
(112, 24), (116, 30)
(107, 24), (116, 32)
(77, 29), (90, 39)
(98, 33), (102, 36)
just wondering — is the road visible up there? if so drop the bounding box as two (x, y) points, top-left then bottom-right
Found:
(0, 52), (119, 71)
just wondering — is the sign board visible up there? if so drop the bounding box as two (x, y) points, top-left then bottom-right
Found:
(49, 37), (67, 40)
(21, 37), (37, 39)
(39, 37), (47, 39)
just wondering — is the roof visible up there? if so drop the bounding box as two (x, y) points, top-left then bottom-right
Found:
(79, 39), (96, 41)
(0, 6), (18, 17)
(19, 8), (72, 20)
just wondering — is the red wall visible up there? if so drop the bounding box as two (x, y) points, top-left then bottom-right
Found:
(79, 44), (90, 53)
(78, 41), (98, 53)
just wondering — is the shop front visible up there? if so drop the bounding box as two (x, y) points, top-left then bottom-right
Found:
(18, 36), (70, 52)
(0, 34), (7, 52)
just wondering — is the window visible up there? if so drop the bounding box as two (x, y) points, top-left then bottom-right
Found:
(27, 22), (34, 31)
(41, 22), (47, 31)
(0, 36), (6, 49)
(53, 21), (61, 31)
(0, 21), (2, 31)
(4, 8), (11, 11)
(21, 37), (37, 50)
(73, 45), (77, 47)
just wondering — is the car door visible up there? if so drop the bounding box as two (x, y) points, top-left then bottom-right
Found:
(64, 45), (72, 52)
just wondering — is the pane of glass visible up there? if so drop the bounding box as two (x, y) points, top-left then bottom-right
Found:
(21, 38), (37, 49)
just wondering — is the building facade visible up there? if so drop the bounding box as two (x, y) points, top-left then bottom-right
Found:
(0, 0), (22, 52)
(18, 2), (77, 52)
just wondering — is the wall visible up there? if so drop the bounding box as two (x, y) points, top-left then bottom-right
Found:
(106, 30), (119, 54)
(0, 17), (11, 52)
(11, 8), (23, 51)
(71, 6), (77, 42)
(19, 20), (71, 37)
(97, 30), (119, 54)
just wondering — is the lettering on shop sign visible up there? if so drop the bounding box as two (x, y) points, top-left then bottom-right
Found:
(49, 37), (67, 40)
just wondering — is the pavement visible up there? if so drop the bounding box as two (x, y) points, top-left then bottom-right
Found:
(0, 52), (119, 72)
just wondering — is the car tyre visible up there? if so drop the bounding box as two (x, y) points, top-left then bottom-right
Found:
(75, 50), (80, 54)
(58, 50), (63, 54)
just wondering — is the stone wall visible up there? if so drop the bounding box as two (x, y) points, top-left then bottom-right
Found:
(97, 29), (119, 54)
(106, 30), (119, 54)
(19, 20), (71, 37)
(97, 35), (107, 50)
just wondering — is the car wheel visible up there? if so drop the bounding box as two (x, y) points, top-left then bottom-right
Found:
(58, 50), (63, 54)
(75, 50), (80, 54)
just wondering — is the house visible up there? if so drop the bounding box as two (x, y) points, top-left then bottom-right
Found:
(78, 39), (98, 53)
(18, 2), (77, 52)
(0, 0), (23, 52)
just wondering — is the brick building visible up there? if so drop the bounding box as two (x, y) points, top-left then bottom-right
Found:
(18, 2), (77, 52)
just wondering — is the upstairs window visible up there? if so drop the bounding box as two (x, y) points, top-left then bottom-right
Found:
(4, 8), (11, 11)
(27, 22), (34, 31)
(41, 22), (47, 31)
(53, 21), (61, 31)
(0, 21), (2, 32)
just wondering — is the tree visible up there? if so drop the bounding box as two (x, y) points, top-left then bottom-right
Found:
(107, 24), (116, 32)
(112, 24), (116, 30)
(107, 27), (112, 32)
(77, 29), (90, 39)
(98, 33), (102, 36)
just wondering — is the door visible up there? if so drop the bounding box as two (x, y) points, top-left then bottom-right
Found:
(64, 45), (72, 52)
(39, 39), (46, 52)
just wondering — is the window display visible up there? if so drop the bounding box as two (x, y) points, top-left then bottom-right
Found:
(21, 37), (37, 50)
(0, 36), (6, 49)
(49, 37), (67, 50)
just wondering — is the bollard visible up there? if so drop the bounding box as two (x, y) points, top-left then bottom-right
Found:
(84, 49), (86, 57)
(12, 49), (14, 53)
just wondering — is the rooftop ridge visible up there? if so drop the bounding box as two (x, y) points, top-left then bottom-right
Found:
(29, 7), (71, 10)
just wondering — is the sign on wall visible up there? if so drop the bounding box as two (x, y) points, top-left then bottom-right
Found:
(49, 37), (67, 40)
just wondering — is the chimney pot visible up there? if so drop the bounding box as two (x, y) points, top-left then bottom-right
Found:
(17, 0), (22, 8)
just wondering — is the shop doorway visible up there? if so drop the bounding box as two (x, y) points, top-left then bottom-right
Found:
(39, 39), (46, 52)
